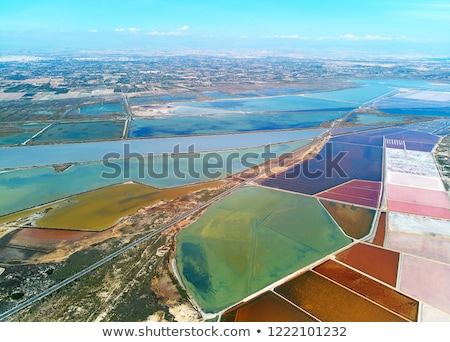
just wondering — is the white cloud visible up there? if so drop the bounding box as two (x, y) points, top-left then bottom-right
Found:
(114, 28), (141, 34)
(147, 26), (189, 36)
(280, 35), (303, 39)
(365, 35), (392, 41)
(89, 29), (98, 33)
(337, 34), (407, 41)
(263, 34), (409, 42)
(147, 31), (182, 36)
(264, 34), (306, 39)
(339, 34), (361, 40)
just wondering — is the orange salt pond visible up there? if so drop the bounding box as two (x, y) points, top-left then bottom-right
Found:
(275, 271), (407, 322)
(335, 242), (399, 287)
(371, 212), (386, 246)
(221, 292), (317, 322)
(314, 260), (418, 321)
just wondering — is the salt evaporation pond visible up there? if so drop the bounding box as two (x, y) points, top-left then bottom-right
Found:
(303, 80), (396, 104)
(176, 186), (351, 313)
(77, 103), (125, 116)
(275, 271), (406, 322)
(221, 291), (317, 322)
(223, 258), (418, 322)
(128, 111), (345, 138)
(172, 95), (355, 115)
(31, 120), (125, 143)
(0, 123), (48, 146)
(0, 140), (311, 216)
(370, 96), (450, 117)
(0, 129), (324, 170)
(262, 141), (383, 195)
(348, 113), (417, 125)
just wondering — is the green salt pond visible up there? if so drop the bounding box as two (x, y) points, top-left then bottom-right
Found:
(176, 186), (352, 313)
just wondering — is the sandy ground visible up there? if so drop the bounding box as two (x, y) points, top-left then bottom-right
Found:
(254, 135), (329, 182)
(0, 226), (16, 239)
(130, 104), (177, 117)
(0, 92), (24, 101)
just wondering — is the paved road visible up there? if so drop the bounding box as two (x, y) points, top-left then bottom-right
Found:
(0, 182), (243, 321)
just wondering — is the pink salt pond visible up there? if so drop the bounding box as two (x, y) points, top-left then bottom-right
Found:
(386, 184), (450, 220)
(400, 255), (450, 315)
(317, 180), (381, 208)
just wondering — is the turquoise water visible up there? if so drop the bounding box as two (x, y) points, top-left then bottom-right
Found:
(0, 123), (48, 146)
(31, 120), (125, 143)
(347, 112), (420, 125)
(128, 111), (345, 138)
(173, 95), (355, 114)
(77, 103), (125, 116)
(0, 129), (325, 169)
(355, 114), (417, 125)
(370, 96), (450, 117)
(304, 81), (395, 104)
(35, 110), (55, 115)
(424, 83), (450, 92)
(0, 165), (115, 216)
(258, 88), (305, 96)
(0, 140), (311, 216)
(307, 80), (444, 106)
(201, 91), (236, 99)
(364, 79), (434, 89)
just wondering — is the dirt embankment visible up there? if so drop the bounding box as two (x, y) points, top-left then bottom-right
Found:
(242, 134), (331, 183)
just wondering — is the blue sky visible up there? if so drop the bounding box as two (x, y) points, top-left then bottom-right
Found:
(1, 0), (449, 54)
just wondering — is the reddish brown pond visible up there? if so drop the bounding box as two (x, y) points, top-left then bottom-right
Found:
(371, 212), (386, 246)
(275, 271), (407, 322)
(8, 228), (94, 250)
(221, 291), (317, 322)
(335, 242), (399, 287)
(314, 260), (418, 321)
